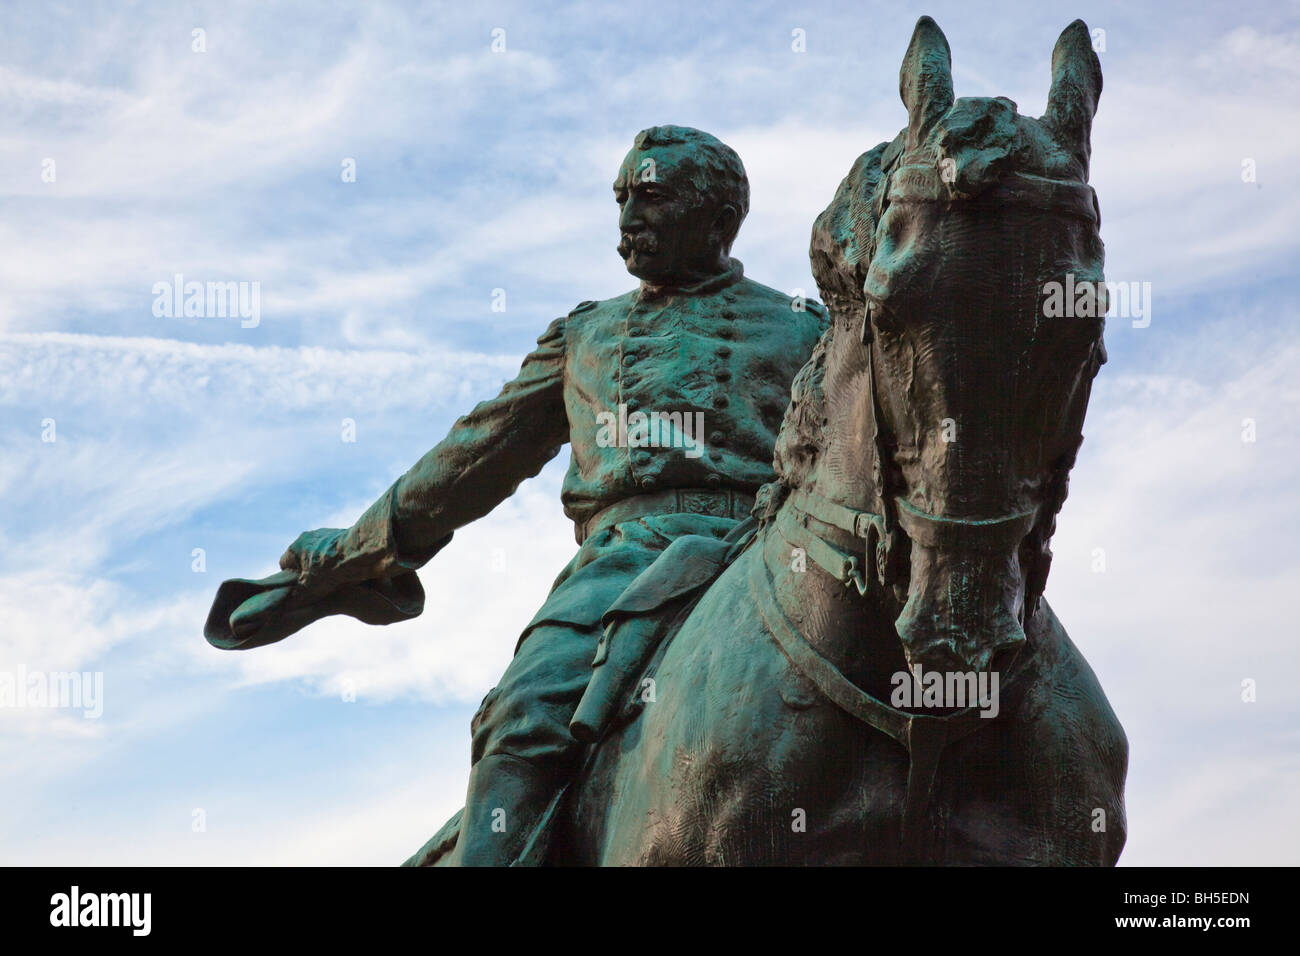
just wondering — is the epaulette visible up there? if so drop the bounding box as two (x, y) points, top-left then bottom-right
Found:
(568, 300), (599, 316)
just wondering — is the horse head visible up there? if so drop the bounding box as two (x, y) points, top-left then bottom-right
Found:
(799, 17), (1107, 678)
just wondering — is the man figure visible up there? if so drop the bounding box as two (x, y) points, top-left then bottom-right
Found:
(276, 126), (826, 865)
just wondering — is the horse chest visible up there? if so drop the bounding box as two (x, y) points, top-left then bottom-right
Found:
(614, 577), (922, 864)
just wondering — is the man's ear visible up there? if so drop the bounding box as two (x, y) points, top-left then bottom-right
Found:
(712, 203), (740, 249)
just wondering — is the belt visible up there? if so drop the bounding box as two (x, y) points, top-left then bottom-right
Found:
(576, 488), (756, 544)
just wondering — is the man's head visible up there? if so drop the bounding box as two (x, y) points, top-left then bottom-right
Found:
(613, 126), (749, 284)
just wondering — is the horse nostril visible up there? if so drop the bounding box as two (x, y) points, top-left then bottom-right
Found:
(892, 530), (1031, 676)
(895, 597), (1026, 676)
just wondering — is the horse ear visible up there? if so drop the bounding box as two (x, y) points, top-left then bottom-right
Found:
(899, 16), (953, 150)
(1043, 19), (1102, 177)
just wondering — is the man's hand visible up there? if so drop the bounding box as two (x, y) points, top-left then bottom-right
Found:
(279, 527), (375, 592)
(277, 483), (445, 594)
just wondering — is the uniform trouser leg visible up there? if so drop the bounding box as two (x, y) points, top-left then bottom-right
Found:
(457, 622), (601, 865)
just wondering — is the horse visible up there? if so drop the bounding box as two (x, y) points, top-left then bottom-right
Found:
(413, 16), (1128, 866)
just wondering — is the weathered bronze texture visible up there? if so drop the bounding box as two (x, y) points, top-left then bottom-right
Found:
(208, 17), (1127, 866)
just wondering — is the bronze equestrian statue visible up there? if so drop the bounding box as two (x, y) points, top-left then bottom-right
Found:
(207, 16), (1128, 866)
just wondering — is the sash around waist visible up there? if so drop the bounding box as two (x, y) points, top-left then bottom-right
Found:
(576, 488), (756, 544)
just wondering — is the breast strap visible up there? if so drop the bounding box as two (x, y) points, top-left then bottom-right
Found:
(748, 546), (989, 854)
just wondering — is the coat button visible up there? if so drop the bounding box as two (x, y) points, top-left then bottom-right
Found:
(713, 394), (729, 409)
(716, 345), (732, 357)
(716, 369), (732, 382)
(623, 353), (637, 366)
(634, 450), (651, 463)
(710, 431), (727, 446)
(624, 397), (640, 411)
(628, 327), (644, 337)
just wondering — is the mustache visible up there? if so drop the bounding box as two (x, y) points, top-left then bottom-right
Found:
(617, 230), (660, 258)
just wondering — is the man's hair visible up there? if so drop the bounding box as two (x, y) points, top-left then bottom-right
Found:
(632, 125), (749, 251)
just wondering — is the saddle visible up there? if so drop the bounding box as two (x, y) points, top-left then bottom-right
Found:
(568, 517), (759, 743)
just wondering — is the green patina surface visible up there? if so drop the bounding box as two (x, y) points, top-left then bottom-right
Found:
(208, 18), (1127, 867)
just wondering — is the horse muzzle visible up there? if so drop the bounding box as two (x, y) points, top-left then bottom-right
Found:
(890, 499), (1037, 675)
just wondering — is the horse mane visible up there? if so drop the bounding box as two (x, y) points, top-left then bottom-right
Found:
(757, 135), (897, 522)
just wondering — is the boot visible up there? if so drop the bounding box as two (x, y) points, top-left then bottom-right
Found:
(454, 753), (561, 866)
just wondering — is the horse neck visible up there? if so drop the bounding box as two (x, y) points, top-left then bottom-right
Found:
(762, 315), (911, 692)
(800, 311), (884, 512)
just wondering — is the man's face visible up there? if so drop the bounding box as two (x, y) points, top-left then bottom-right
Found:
(613, 146), (730, 283)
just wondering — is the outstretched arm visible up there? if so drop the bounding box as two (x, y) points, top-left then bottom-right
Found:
(281, 316), (570, 591)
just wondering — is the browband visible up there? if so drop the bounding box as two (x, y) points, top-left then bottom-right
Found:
(886, 165), (1100, 223)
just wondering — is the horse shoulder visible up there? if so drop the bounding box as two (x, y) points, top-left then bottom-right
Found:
(1006, 597), (1129, 862)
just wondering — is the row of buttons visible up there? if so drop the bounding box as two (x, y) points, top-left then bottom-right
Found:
(621, 343), (732, 364)
(621, 389), (731, 409)
(621, 292), (742, 491)
(628, 325), (737, 339)
(635, 472), (726, 492)
(628, 429), (730, 462)
(620, 395), (731, 415)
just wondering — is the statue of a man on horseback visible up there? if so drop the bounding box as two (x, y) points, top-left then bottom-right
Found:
(207, 16), (1128, 866)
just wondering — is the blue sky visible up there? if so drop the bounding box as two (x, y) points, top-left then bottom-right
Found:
(1, 0), (1297, 865)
